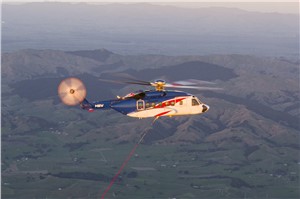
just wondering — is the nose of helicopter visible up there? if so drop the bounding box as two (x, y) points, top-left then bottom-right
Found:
(202, 104), (209, 113)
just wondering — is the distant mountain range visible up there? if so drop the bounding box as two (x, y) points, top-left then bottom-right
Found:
(2, 3), (299, 57)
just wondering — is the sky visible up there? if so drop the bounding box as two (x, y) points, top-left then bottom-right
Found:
(1, 0), (299, 14)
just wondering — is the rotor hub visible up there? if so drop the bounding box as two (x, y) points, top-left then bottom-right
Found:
(70, 89), (75, 94)
(154, 80), (166, 91)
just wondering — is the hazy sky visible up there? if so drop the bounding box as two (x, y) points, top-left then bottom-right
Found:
(2, 0), (299, 14)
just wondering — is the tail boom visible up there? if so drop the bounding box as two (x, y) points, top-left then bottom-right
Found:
(80, 99), (116, 112)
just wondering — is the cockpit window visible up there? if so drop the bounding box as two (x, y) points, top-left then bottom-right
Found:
(192, 99), (200, 106)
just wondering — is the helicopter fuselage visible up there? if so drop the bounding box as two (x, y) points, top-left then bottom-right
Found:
(81, 90), (209, 118)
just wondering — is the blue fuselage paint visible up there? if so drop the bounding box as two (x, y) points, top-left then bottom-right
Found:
(85, 90), (191, 115)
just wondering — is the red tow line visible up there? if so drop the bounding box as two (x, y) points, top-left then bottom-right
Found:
(100, 132), (148, 199)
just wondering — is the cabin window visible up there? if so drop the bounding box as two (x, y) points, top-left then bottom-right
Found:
(146, 103), (150, 108)
(171, 101), (175, 106)
(152, 102), (155, 107)
(166, 102), (169, 106)
(179, 101), (183, 105)
(192, 99), (200, 106)
(137, 100), (145, 110)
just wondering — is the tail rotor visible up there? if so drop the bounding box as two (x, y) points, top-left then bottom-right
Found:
(58, 77), (87, 106)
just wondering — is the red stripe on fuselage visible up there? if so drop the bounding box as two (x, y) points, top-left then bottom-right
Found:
(175, 97), (186, 103)
(154, 97), (186, 108)
(155, 110), (171, 117)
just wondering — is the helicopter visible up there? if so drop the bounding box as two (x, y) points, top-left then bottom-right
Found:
(58, 76), (221, 119)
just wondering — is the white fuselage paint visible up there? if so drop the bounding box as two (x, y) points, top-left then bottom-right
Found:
(127, 96), (208, 118)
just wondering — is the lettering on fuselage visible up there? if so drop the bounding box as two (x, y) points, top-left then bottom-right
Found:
(95, 104), (105, 108)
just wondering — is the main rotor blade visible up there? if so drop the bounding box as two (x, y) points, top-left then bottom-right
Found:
(99, 71), (153, 87)
(165, 84), (223, 90)
(99, 78), (152, 86)
(124, 81), (152, 86)
(171, 79), (216, 86)
(108, 73), (151, 84)
(99, 74), (223, 91)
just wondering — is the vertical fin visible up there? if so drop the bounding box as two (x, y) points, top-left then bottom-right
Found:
(80, 98), (93, 110)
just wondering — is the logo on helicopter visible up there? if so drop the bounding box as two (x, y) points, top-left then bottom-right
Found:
(95, 104), (105, 108)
